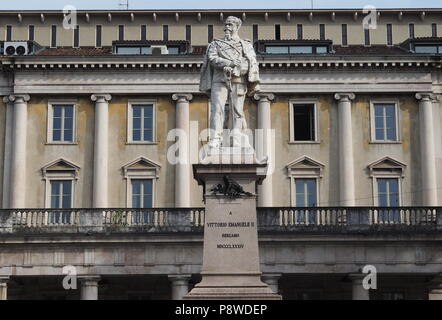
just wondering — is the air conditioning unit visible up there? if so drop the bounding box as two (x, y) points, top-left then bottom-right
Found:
(4, 41), (29, 56)
(151, 45), (169, 55)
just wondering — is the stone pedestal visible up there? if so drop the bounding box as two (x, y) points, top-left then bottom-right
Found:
(184, 161), (281, 300)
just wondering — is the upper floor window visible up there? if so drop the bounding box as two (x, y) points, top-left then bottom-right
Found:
(96, 25), (102, 47)
(141, 25), (147, 41)
(51, 25), (57, 48)
(50, 180), (73, 209)
(118, 25), (125, 41)
(208, 25), (213, 43)
(386, 24), (393, 46)
(253, 24), (258, 44)
(6, 25), (12, 41)
(432, 23), (437, 37)
(73, 25), (80, 48)
(297, 24), (303, 40)
(275, 24), (281, 40)
(47, 101), (76, 143)
(413, 45), (442, 54)
(341, 24), (348, 46)
(295, 178), (317, 207)
(409, 24), (415, 39)
(163, 25), (169, 41)
(364, 28), (370, 46)
(127, 101), (155, 143)
(319, 24), (325, 40)
(132, 179), (153, 208)
(28, 25), (35, 41)
(185, 25), (191, 43)
(289, 101), (318, 143)
(370, 102), (399, 142)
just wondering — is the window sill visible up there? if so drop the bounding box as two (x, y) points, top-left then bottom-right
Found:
(45, 142), (78, 146)
(126, 141), (159, 145)
(288, 141), (321, 145)
(369, 141), (402, 144)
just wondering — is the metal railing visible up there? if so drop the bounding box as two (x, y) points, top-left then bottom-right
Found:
(0, 207), (440, 234)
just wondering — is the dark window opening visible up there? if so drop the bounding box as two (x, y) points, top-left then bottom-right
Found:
(141, 25), (147, 41)
(185, 25), (191, 43)
(28, 25), (35, 41)
(6, 25), (12, 41)
(297, 24), (303, 40)
(387, 24), (392, 46)
(432, 23), (437, 37)
(319, 24), (325, 40)
(118, 25), (125, 41)
(73, 25), (80, 48)
(208, 25), (213, 43)
(342, 24), (348, 46)
(96, 25), (102, 47)
(51, 25), (57, 47)
(275, 24), (281, 40)
(163, 25), (169, 41)
(409, 24), (415, 39)
(253, 24), (258, 44)
(364, 28), (370, 46)
(293, 104), (315, 141)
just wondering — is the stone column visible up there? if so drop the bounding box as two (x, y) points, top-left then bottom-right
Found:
(172, 94), (193, 208)
(261, 273), (281, 294)
(79, 276), (101, 300)
(334, 93), (356, 206)
(2, 97), (13, 208)
(168, 274), (191, 300)
(416, 93), (438, 206)
(254, 93), (275, 207)
(349, 273), (369, 300)
(8, 95), (30, 209)
(428, 274), (442, 300)
(0, 276), (9, 300)
(91, 94), (111, 208)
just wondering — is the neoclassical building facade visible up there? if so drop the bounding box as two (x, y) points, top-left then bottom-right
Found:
(0, 8), (441, 300)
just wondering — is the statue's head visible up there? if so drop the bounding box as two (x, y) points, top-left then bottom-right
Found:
(224, 16), (242, 40)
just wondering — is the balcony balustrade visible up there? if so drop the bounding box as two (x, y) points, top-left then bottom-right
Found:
(0, 207), (440, 234)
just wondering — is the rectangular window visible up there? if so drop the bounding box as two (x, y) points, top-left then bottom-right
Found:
(409, 24), (415, 38)
(341, 24), (348, 46)
(295, 178), (317, 224)
(319, 24), (325, 40)
(50, 180), (72, 209)
(387, 24), (392, 46)
(51, 25), (57, 48)
(131, 104), (154, 142)
(52, 104), (74, 142)
(292, 103), (316, 142)
(432, 23), (437, 37)
(185, 25), (191, 43)
(6, 25), (12, 41)
(131, 179), (153, 208)
(275, 24), (281, 40)
(163, 25), (169, 41)
(73, 25), (80, 48)
(208, 25), (213, 43)
(364, 28), (370, 46)
(28, 25), (35, 41)
(96, 25), (102, 47)
(118, 25), (125, 41)
(141, 25), (147, 41)
(372, 103), (398, 141)
(253, 24), (258, 44)
(377, 178), (400, 222)
(297, 24), (303, 40)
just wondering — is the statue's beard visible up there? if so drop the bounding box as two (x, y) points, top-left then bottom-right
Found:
(225, 32), (232, 40)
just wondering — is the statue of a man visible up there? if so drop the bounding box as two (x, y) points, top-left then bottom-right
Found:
(200, 16), (260, 149)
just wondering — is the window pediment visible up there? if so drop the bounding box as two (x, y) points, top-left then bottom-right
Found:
(122, 157), (161, 179)
(286, 156), (324, 177)
(42, 158), (80, 178)
(367, 156), (406, 177)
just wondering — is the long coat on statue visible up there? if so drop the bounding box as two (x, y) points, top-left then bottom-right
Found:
(199, 38), (260, 97)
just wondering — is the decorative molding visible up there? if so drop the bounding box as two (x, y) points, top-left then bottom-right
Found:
(41, 158), (80, 179)
(334, 92), (355, 102)
(253, 92), (275, 102)
(122, 156), (161, 179)
(415, 92), (434, 101)
(172, 93), (193, 102)
(91, 93), (112, 102)
(367, 156), (407, 177)
(7, 94), (30, 103)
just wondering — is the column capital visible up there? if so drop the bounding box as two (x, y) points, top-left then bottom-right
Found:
(6, 94), (30, 104)
(415, 92), (435, 101)
(91, 94), (112, 103)
(348, 273), (366, 282)
(172, 93), (193, 102)
(334, 93), (355, 102)
(253, 92), (275, 102)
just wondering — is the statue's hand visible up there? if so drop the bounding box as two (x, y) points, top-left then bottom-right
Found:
(223, 66), (233, 74)
(230, 59), (241, 67)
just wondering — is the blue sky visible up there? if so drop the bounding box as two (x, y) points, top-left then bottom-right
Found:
(0, 0), (440, 10)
